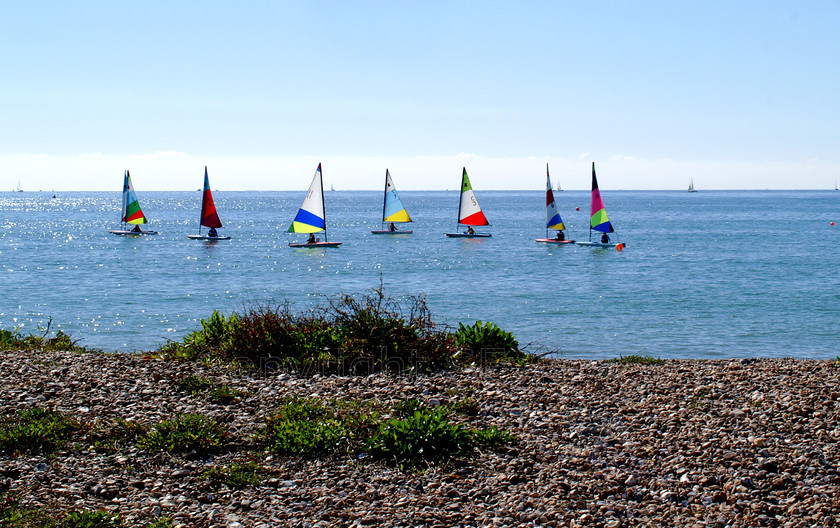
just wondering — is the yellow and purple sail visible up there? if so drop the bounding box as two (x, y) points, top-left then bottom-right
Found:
(289, 163), (327, 234)
(589, 162), (613, 233)
(199, 166), (223, 230)
(382, 169), (412, 224)
(121, 170), (148, 225)
(545, 164), (565, 231)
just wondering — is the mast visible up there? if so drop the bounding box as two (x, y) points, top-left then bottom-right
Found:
(319, 163), (328, 242)
(456, 167), (465, 230)
(382, 169), (389, 228)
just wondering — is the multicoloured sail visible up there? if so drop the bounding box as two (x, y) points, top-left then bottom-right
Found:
(457, 167), (489, 226)
(289, 163), (327, 234)
(382, 169), (412, 223)
(121, 170), (147, 225)
(199, 166), (223, 229)
(589, 162), (613, 233)
(545, 164), (565, 231)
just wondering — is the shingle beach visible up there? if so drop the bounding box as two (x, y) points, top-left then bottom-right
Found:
(2, 351), (839, 527)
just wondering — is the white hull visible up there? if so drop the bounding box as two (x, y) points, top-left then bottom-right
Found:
(289, 241), (342, 248)
(187, 234), (231, 240)
(535, 238), (575, 244)
(577, 241), (625, 248)
(371, 230), (413, 234)
(445, 232), (492, 238)
(110, 229), (158, 236)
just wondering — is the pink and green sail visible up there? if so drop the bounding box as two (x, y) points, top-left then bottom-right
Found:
(589, 162), (613, 233)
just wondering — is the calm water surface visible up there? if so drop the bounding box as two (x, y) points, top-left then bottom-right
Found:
(1, 190), (838, 358)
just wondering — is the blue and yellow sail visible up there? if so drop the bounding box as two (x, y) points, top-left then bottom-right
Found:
(289, 164), (327, 233)
(382, 169), (412, 223)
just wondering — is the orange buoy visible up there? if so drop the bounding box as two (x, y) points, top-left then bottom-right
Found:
(575, 207), (580, 211)
(615, 243), (624, 252)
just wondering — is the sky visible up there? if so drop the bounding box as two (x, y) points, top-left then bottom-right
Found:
(1, 1), (839, 191)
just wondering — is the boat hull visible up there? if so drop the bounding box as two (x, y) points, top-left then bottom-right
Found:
(110, 229), (158, 236)
(371, 230), (413, 234)
(576, 241), (626, 248)
(187, 235), (231, 240)
(535, 238), (575, 244)
(445, 232), (492, 238)
(289, 241), (342, 248)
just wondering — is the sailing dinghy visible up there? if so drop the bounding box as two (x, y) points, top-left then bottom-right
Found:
(445, 167), (491, 238)
(110, 170), (158, 235)
(288, 163), (341, 248)
(187, 166), (230, 240)
(576, 162), (626, 249)
(372, 169), (413, 234)
(535, 164), (574, 245)
(688, 179), (697, 192)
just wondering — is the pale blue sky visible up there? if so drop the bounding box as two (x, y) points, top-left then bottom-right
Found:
(2, 1), (839, 190)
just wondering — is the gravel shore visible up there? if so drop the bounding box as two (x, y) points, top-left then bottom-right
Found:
(2, 351), (839, 527)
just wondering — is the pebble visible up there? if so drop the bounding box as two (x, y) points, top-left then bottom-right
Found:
(1, 351), (839, 525)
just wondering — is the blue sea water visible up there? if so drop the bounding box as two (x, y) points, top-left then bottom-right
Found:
(1, 189), (838, 359)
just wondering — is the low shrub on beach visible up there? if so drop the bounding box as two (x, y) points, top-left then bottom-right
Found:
(367, 406), (516, 469)
(201, 461), (267, 489)
(0, 324), (92, 353)
(453, 320), (521, 362)
(254, 398), (377, 458)
(0, 408), (84, 455)
(157, 287), (523, 373)
(605, 355), (665, 365)
(138, 413), (231, 457)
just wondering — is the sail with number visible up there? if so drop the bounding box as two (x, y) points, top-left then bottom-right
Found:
(458, 167), (489, 226)
(382, 169), (411, 223)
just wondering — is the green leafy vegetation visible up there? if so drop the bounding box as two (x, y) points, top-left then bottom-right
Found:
(0, 322), (93, 353)
(175, 374), (213, 395)
(157, 287), (524, 373)
(62, 510), (123, 527)
(605, 355), (666, 366)
(138, 413), (230, 456)
(90, 418), (149, 454)
(255, 398), (359, 457)
(202, 461), (266, 489)
(453, 321), (521, 361)
(0, 498), (129, 528)
(0, 408), (84, 455)
(367, 406), (516, 469)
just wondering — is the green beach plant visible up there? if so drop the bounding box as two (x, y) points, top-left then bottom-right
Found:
(201, 461), (266, 489)
(605, 355), (666, 366)
(453, 320), (521, 362)
(138, 413), (230, 456)
(0, 408), (84, 455)
(367, 407), (515, 469)
(62, 510), (123, 527)
(0, 323), (92, 353)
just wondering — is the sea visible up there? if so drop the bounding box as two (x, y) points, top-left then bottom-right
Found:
(1, 189), (838, 359)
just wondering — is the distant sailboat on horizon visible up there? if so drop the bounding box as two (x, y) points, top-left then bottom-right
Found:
(688, 179), (697, 192)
